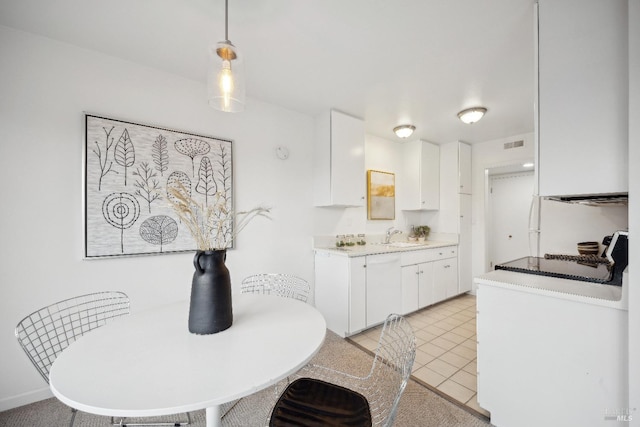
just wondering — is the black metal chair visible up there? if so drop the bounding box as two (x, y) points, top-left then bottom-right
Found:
(15, 291), (191, 427)
(269, 313), (416, 427)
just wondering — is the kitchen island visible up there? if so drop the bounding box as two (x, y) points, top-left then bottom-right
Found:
(475, 269), (629, 427)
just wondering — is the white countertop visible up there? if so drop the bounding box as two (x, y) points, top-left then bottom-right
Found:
(314, 240), (457, 257)
(475, 269), (627, 310)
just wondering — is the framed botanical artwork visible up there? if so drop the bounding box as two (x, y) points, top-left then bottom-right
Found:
(83, 114), (233, 258)
(367, 170), (395, 220)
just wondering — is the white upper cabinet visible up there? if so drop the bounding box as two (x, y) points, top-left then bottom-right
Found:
(399, 140), (440, 210)
(313, 110), (366, 207)
(537, 0), (628, 197)
(459, 142), (472, 195)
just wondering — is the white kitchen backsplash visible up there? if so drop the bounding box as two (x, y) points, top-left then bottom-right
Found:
(312, 231), (458, 249)
(538, 199), (628, 256)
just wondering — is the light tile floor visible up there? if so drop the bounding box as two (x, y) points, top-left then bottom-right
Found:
(348, 294), (490, 419)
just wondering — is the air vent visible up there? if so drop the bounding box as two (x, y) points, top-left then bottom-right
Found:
(504, 140), (524, 149)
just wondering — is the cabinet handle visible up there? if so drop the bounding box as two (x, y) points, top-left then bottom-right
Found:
(415, 271), (420, 275)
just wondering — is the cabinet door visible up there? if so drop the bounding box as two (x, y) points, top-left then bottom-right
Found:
(538, 0), (628, 196)
(313, 110), (365, 207)
(433, 258), (458, 302)
(401, 265), (419, 314)
(314, 252), (350, 337)
(418, 261), (434, 308)
(432, 260), (447, 303)
(458, 194), (472, 293)
(331, 110), (365, 206)
(349, 257), (367, 333)
(400, 140), (439, 210)
(437, 143), (459, 233)
(419, 141), (440, 209)
(444, 257), (459, 298)
(366, 254), (402, 326)
(459, 142), (472, 194)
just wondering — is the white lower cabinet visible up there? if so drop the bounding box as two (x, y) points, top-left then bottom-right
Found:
(401, 262), (434, 314)
(315, 246), (460, 337)
(315, 251), (401, 337)
(401, 265), (420, 314)
(314, 252), (366, 337)
(434, 257), (458, 301)
(400, 246), (458, 315)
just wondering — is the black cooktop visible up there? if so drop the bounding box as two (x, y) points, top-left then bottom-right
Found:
(495, 256), (613, 284)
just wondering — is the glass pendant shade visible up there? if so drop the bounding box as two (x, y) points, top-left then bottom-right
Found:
(208, 40), (245, 112)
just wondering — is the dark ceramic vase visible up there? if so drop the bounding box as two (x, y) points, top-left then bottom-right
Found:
(188, 250), (233, 334)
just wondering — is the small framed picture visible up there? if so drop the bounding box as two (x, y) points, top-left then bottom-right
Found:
(367, 170), (395, 220)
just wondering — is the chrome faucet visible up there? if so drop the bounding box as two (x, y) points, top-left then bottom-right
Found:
(384, 227), (402, 244)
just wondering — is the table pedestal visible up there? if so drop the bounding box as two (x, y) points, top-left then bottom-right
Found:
(206, 405), (221, 427)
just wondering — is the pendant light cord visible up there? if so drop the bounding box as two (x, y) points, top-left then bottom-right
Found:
(224, 0), (229, 41)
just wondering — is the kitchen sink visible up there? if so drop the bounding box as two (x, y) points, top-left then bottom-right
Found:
(385, 242), (427, 248)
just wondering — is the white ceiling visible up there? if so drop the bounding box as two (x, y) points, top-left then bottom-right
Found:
(0, 0), (535, 144)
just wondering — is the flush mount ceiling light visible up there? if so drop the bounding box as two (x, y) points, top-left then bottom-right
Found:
(393, 125), (416, 138)
(208, 0), (245, 113)
(457, 107), (487, 124)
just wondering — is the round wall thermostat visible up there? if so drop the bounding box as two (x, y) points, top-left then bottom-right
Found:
(276, 146), (289, 160)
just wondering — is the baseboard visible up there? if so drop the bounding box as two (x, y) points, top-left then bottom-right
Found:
(0, 387), (53, 412)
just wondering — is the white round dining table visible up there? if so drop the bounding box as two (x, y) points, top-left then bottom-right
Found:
(49, 293), (327, 427)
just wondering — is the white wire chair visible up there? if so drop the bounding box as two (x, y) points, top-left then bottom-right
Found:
(269, 313), (416, 427)
(15, 291), (191, 427)
(240, 273), (310, 303)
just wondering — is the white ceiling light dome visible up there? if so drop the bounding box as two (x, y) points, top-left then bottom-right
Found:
(457, 107), (487, 124)
(393, 124), (416, 138)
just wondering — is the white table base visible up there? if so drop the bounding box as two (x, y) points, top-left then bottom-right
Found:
(206, 405), (221, 427)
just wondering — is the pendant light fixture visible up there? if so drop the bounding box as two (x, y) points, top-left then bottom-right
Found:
(208, 0), (245, 112)
(393, 124), (416, 138)
(457, 107), (487, 124)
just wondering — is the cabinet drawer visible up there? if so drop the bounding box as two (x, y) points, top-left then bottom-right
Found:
(433, 246), (457, 260)
(401, 249), (436, 266)
(400, 246), (457, 266)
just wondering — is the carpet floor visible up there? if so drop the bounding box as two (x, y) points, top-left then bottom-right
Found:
(0, 331), (491, 427)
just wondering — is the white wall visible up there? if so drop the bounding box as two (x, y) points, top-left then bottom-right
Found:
(0, 26), (317, 410)
(471, 133), (535, 281)
(538, 200), (628, 255)
(627, 0), (639, 423)
(312, 134), (423, 238)
(471, 132), (628, 281)
(0, 26), (430, 410)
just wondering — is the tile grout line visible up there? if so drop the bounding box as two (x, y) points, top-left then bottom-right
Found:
(396, 296), (483, 409)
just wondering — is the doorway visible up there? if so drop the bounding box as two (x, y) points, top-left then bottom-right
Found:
(487, 169), (535, 269)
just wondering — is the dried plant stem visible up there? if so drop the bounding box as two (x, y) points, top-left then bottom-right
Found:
(168, 183), (271, 250)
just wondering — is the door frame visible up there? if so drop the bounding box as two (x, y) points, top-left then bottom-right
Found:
(483, 160), (536, 272)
